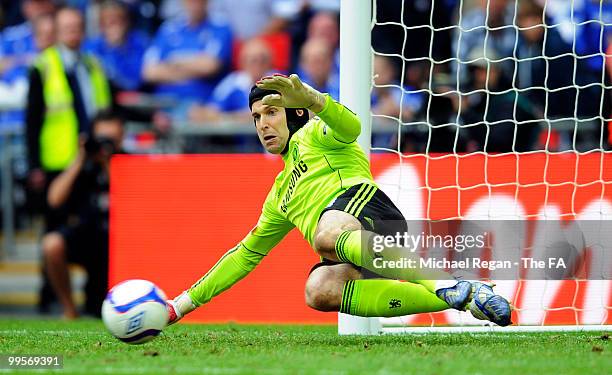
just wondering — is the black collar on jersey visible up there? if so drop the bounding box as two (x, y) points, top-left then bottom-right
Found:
(249, 85), (309, 154)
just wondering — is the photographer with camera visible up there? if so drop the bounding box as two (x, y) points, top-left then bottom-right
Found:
(41, 110), (124, 319)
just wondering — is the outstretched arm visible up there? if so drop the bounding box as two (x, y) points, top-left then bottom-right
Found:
(185, 241), (267, 307)
(169, 193), (294, 322)
(257, 74), (361, 143)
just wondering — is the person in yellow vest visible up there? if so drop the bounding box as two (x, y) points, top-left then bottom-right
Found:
(26, 6), (111, 200)
(25, 6), (112, 315)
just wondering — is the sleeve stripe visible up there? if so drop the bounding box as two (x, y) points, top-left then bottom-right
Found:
(240, 242), (267, 257)
(331, 133), (356, 144)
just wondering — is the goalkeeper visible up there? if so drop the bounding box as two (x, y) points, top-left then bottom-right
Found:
(167, 74), (511, 326)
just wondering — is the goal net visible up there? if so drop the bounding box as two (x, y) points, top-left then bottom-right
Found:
(339, 0), (612, 333)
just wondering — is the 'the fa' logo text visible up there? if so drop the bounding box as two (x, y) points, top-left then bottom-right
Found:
(126, 311), (145, 334)
(389, 299), (402, 309)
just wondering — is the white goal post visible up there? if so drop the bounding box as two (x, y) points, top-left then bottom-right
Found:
(338, 0), (379, 335)
(338, 0), (612, 335)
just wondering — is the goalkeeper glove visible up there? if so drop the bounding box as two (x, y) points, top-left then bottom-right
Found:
(166, 291), (196, 325)
(256, 74), (326, 113)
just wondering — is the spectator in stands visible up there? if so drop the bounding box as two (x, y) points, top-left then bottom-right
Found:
(25, 6), (111, 215)
(0, 14), (55, 211)
(42, 110), (124, 319)
(159, 0), (188, 22)
(298, 38), (339, 100)
(571, 0), (612, 120)
(414, 72), (464, 153)
(189, 38), (274, 123)
(142, 0), (233, 105)
(85, 0), (149, 91)
(371, 55), (425, 150)
(459, 49), (539, 153)
(453, 0), (516, 90)
(372, 55), (423, 123)
(516, 0), (576, 120)
(554, 0), (612, 74)
(306, 11), (339, 75)
(371, 0), (455, 63)
(0, 0), (55, 74)
(0, 14), (55, 124)
(305, 0), (340, 12)
(521, 0), (608, 150)
(208, 0), (300, 41)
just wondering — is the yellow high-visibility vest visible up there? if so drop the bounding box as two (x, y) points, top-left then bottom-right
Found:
(35, 46), (111, 171)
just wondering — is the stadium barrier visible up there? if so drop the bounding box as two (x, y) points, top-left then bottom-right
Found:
(110, 154), (612, 326)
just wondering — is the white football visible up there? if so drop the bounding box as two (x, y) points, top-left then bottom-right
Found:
(101, 279), (169, 344)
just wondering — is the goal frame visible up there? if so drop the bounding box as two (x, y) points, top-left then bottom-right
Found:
(338, 0), (379, 335)
(337, 0), (611, 335)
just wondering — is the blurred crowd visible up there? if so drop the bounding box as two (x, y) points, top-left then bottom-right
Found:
(1, 0), (612, 316)
(1, 0), (611, 156)
(0, 0), (344, 142)
(370, 0), (612, 153)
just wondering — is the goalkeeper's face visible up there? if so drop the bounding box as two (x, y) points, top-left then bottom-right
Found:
(251, 100), (289, 154)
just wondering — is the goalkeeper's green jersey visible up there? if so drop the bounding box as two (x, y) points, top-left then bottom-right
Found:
(188, 95), (375, 306)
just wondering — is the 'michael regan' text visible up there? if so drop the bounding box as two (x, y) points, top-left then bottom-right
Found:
(372, 257), (513, 271)
(372, 257), (568, 271)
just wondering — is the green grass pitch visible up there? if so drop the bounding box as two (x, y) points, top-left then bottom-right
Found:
(0, 319), (609, 374)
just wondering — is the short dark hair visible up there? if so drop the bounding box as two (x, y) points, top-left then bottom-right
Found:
(101, 0), (129, 14)
(92, 109), (124, 127)
(55, 5), (84, 21)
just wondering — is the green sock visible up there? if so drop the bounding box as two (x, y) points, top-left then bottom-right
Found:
(335, 230), (452, 293)
(340, 279), (449, 317)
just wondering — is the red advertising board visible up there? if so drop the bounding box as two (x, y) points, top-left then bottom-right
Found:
(110, 153), (612, 325)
